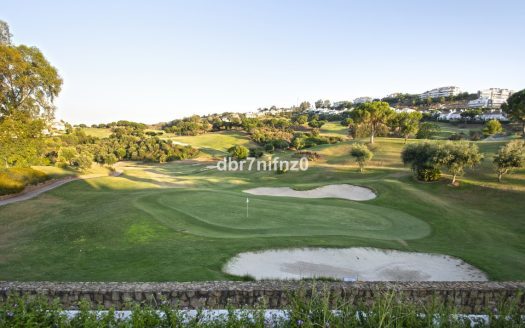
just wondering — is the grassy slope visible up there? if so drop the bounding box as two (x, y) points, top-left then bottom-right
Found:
(165, 131), (257, 158)
(0, 129), (524, 282)
(80, 127), (113, 138)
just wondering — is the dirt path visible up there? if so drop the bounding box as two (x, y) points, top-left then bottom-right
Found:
(0, 171), (122, 207)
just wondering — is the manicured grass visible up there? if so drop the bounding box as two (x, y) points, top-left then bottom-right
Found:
(0, 137), (524, 282)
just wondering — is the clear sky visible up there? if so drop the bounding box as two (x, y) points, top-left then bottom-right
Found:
(3, 0), (525, 124)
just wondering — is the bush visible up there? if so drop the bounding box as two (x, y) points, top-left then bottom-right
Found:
(227, 145), (249, 160)
(469, 130), (483, 141)
(448, 132), (466, 140)
(416, 166), (441, 182)
(249, 148), (264, 158)
(264, 143), (275, 153)
(293, 151), (321, 161)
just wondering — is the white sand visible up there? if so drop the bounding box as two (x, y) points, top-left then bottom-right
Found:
(224, 248), (488, 281)
(243, 184), (376, 201)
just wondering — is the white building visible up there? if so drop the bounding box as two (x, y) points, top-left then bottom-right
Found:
(394, 107), (416, 113)
(437, 110), (463, 121)
(353, 97), (373, 104)
(468, 97), (490, 108)
(479, 88), (513, 108)
(480, 110), (508, 121)
(419, 86), (461, 99)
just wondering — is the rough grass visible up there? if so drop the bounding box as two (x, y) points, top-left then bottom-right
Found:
(0, 168), (49, 195)
(0, 137), (524, 282)
(80, 127), (113, 138)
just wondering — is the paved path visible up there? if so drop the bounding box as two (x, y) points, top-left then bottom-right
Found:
(0, 171), (122, 207)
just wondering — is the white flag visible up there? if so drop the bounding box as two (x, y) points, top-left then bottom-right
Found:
(246, 198), (249, 203)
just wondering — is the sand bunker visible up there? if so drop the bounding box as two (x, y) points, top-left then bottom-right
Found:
(244, 184), (376, 201)
(224, 248), (487, 281)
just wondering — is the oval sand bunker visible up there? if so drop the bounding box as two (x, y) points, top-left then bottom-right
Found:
(224, 248), (487, 281)
(244, 184), (376, 201)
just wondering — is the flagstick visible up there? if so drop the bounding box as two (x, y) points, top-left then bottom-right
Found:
(246, 198), (249, 218)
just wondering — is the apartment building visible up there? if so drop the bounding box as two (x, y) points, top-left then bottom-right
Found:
(419, 86), (461, 99)
(479, 88), (513, 108)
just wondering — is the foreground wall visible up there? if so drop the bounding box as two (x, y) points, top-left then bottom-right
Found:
(1, 281), (524, 314)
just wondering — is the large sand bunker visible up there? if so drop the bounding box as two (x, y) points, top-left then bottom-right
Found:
(244, 184), (376, 201)
(224, 248), (487, 281)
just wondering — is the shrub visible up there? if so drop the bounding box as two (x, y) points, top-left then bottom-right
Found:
(351, 144), (373, 172)
(483, 119), (503, 136)
(448, 132), (466, 140)
(469, 130), (483, 141)
(293, 151), (321, 161)
(416, 166), (441, 182)
(248, 148), (264, 158)
(227, 145), (249, 160)
(264, 143), (275, 153)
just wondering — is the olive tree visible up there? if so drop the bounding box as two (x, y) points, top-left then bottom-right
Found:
(401, 142), (441, 181)
(493, 140), (525, 182)
(350, 144), (373, 172)
(439, 142), (483, 185)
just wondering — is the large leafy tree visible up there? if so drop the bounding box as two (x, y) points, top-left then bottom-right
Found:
(502, 89), (525, 137)
(0, 111), (45, 168)
(0, 44), (63, 121)
(353, 101), (394, 144)
(390, 111), (423, 143)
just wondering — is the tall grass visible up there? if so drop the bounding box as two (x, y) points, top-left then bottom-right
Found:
(0, 167), (48, 195)
(0, 287), (523, 327)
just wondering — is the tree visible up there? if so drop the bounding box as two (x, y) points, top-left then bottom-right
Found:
(416, 122), (441, 139)
(58, 147), (78, 166)
(395, 112), (423, 143)
(323, 99), (331, 108)
(0, 111), (45, 168)
(502, 89), (525, 137)
(353, 101), (394, 144)
(298, 101), (311, 112)
(401, 142), (441, 181)
(460, 109), (482, 123)
(0, 44), (63, 120)
(439, 142), (482, 185)
(350, 144), (373, 172)
(227, 145), (249, 160)
(483, 119), (503, 136)
(0, 20), (12, 45)
(308, 119), (326, 129)
(315, 99), (323, 109)
(295, 115), (308, 125)
(493, 140), (525, 182)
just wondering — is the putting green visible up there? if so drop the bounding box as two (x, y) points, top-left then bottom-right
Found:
(133, 189), (430, 239)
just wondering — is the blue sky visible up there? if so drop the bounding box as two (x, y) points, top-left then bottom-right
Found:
(3, 0), (525, 124)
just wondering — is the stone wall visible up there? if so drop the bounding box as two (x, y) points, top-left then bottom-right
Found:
(1, 281), (524, 314)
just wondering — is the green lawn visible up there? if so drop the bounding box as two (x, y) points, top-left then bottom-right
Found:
(164, 130), (257, 158)
(319, 122), (349, 138)
(0, 138), (524, 282)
